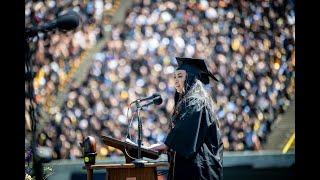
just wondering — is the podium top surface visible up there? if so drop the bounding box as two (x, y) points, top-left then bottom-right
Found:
(101, 136), (160, 159)
(85, 162), (169, 169)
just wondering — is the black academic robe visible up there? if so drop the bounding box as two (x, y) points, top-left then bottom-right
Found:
(164, 100), (223, 180)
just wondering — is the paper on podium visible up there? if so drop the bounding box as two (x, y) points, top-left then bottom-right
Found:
(125, 138), (149, 149)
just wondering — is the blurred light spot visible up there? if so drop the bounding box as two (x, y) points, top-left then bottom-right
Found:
(136, 79), (145, 87)
(154, 64), (162, 72)
(100, 147), (108, 156)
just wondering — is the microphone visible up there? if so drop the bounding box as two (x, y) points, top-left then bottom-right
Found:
(132, 93), (161, 104)
(26, 10), (80, 37)
(152, 95), (163, 105)
(141, 94), (163, 108)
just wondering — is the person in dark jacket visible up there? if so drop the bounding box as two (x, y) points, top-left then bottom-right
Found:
(149, 57), (223, 180)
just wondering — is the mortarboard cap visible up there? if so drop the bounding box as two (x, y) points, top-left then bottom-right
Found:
(176, 57), (219, 84)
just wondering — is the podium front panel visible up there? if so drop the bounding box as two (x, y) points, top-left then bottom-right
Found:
(107, 166), (157, 180)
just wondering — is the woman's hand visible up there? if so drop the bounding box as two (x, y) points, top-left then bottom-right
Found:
(148, 143), (168, 154)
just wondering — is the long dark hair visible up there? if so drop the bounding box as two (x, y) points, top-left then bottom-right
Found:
(171, 72), (199, 122)
(170, 70), (219, 127)
(173, 72), (199, 106)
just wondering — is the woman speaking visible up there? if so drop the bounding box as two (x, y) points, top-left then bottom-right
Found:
(149, 57), (223, 180)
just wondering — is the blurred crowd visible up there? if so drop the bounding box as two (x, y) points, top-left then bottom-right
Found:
(25, 0), (117, 157)
(24, 0), (114, 128)
(26, 0), (295, 160)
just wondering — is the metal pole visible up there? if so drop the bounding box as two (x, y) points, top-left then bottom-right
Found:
(137, 108), (142, 159)
(132, 101), (147, 165)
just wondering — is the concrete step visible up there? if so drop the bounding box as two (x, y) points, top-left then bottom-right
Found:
(264, 100), (295, 150)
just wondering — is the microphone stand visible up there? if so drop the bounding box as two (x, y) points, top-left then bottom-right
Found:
(25, 35), (43, 180)
(132, 100), (148, 167)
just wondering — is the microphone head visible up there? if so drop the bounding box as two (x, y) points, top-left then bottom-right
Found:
(152, 93), (161, 98)
(56, 11), (80, 31)
(153, 96), (163, 105)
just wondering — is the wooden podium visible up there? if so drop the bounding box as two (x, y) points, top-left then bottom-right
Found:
(84, 136), (169, 180)
(85, 162), (169, 180)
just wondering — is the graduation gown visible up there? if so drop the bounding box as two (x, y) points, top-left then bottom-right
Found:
(164, 97), (223, 180)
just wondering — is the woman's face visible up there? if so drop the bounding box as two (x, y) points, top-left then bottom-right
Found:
(174, 70), (187, 94)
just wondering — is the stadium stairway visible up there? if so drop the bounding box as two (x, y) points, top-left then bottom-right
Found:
(264, 99), (295, 152)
